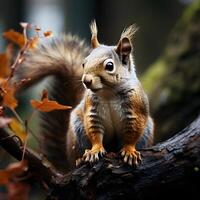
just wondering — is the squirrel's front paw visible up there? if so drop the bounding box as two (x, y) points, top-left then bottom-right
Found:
(83, 144), (106, 163)
(120, 145), (142, 166)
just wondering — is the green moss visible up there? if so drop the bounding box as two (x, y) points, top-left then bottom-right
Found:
(177, 0), (200, 28)
(141, 58), (167, 93)
(141, 1), (200, 95)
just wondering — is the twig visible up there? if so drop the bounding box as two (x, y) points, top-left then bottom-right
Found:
(0, 127), (59, 186)
(22, 120), (28, 161)
(7, 24), (30, 82)
(11, 108), (23, 124)
(11, 108), (40, 143)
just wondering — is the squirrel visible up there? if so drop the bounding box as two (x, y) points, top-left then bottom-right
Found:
(14, 21), (154, 172)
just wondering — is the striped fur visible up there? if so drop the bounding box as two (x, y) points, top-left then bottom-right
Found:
(67, 81), (154, 167)
(66, 23), (154, 165)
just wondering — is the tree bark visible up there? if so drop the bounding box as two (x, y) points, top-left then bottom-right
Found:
(47, 115), (200, 200)
(1, 115), (200, 200)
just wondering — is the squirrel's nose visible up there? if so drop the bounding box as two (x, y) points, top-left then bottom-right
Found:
(82, 75), (93, 88)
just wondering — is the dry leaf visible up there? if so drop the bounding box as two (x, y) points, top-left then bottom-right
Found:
(3, 30), (25, 48)
(0, 161), (29, 200)
(43, 31), (53, 37)
(0, 171), (9, 185)
(0, 44), (13, 78)
(9, 118), (27, 142)
(0, 161), (28, 185)
(29, 37), (39, 49)
(0, 79), (18, 109)
(30, 90), (71, 112)
(30, 99), (71, 112)
(8, 181), (30, 200)
(0, 53), (10, 78)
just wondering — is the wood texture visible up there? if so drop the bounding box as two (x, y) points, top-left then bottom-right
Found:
(0, 115), (200, 199)
(48, 115), (200, 199)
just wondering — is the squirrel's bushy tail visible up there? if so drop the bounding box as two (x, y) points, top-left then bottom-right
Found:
(15, 35), (89, 172)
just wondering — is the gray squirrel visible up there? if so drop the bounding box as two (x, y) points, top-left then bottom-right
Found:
(15, 21), (154, 172)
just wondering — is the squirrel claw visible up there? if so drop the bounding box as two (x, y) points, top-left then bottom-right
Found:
(75, 158), (83, 166)
(120, 146), (142, 166)
(83, 146), (106, 163)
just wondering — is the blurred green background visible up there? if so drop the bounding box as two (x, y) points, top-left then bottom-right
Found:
(0, 0), (200, 199)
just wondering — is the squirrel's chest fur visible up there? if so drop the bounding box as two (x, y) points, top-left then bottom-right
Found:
(86, 90), (126, 142)
(98, 96), (123, 139)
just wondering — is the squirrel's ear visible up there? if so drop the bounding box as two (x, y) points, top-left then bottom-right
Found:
(116, 24), (138, 64)
(116, 37), (132, 65)
(90, 20), (100, 48)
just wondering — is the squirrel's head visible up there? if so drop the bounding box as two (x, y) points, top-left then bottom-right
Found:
(82, 20), (138, 93)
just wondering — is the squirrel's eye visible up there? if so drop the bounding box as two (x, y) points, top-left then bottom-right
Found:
(82, 63), (85, 68)
(105, 62), (114, 71)
(103, 59), (115, 73)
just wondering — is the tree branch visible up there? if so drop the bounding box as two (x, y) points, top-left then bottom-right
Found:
(0, 128), (60, 187)
(48, 115), (200, 199)
(0, 115), (200, 199)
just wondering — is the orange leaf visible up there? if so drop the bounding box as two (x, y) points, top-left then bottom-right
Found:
(8, 181), (30, 200)
(30, 99), (71, 112)
(9, 118), (27, 142)
(0, 44), (12, 78)
(30, 90), (71, 112)
(0, 171), (9, 185)
(43, 31), (53, 37)
(0, 53), (10, 78)
(0, 161), (28, 185)
(3, 29), (25, 48)
(29, 37), (39, 49)
(0, 79), (18, 109)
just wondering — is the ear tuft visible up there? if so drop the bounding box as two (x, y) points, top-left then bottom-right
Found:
(90, 20), (100, 48)
(116, 24), (138, 65)
(90, 20), (98, 36)
(120, 24), (139, 41)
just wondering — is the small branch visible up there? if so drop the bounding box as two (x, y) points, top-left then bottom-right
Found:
(0, 128), (60, 187)
(11, 108), (40, 143)
(7, 24), (29, 81)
